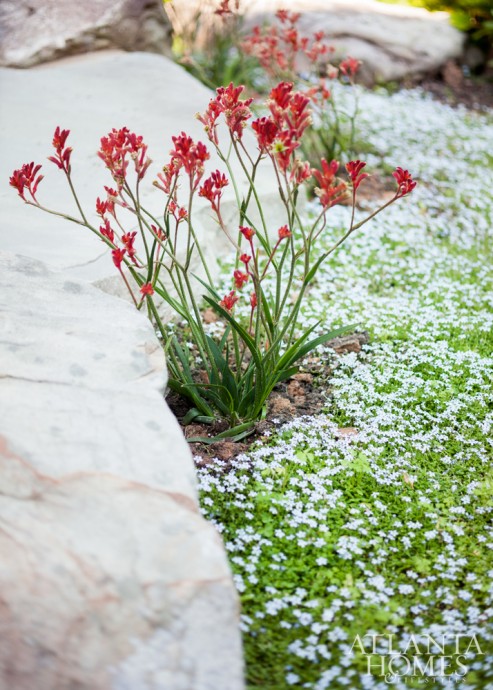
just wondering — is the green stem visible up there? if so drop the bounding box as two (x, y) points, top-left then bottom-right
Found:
(65, 169), (88, 225)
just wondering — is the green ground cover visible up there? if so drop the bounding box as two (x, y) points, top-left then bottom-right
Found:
(196, 87), (493, 689)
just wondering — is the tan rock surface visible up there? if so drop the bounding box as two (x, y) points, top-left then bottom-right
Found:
(0, 51), (287, 317)
(0, 0), (171, 67)
(0, 252), (244, 690)
(169, 0), (465, 83)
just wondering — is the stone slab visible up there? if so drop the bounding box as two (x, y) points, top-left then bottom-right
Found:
(0, 50), (285, 305)
(0, 0), (172, 67)
(0, 250), (244, 690)
(0, 51), (213, 278)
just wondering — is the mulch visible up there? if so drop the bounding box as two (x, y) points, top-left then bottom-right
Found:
(406, 59), (493, 112)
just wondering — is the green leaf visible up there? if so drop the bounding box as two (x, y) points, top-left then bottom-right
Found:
(166, 377), (215, 417)
(304, 251), (328, 285)
(260, 366), (300, 409)
(219, 324), (232, 351)
(170, 336), (193, 378)
(352, 452), (371, 474)
(273, 322), (319, 371)
(273, 366), (299, 385)
(259, 288), (275, 339)
(191, 273), (222, 302)
(241, 212), (271, 254)
(289, 323), (358, 365)
(450, 9), (473, 31)
(182, 407), (203, 425)
(180, 381), (233, 417)
(152, 285), (189, 321)
(203, 296), (266, 407)
(206, 335), (239, 407)
(187, 421), (256, 444)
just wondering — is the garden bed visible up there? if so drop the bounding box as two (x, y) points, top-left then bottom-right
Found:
(193, 84), (493, 689)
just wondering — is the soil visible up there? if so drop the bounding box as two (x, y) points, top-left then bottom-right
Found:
(404, 59), (493, 112)
(167, 331), (368, 466)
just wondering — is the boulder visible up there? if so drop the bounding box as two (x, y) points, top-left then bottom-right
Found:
(169, 0), (465, 83)
(0, 251), (245, 690)
(0, 0), (172, 67)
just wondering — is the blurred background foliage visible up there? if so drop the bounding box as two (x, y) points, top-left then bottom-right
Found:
(378, 0), (493, 67)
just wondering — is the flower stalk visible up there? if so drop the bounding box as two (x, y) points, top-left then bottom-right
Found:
(10, 81), (416, 437)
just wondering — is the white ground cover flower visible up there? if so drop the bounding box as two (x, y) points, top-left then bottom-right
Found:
(196, 87), (493, 689)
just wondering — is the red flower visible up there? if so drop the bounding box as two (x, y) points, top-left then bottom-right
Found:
(216, 82), (244, 110)
(52, 126), (70, 152)
(140, 283), (154, 296)
(276, 9), (290, 23)
(228, 103), (254, 141)
(100, 219), (115, 243)
(252, 117), (278, 152)
(392, 167), (416, 197)
(112, 248), (126, 270)
(122, 231), (138, 264)
(154, 160), (180, 195)
(198, 83), (253, 142)
(9, 162), (44, 202)
(215, 0), (234, 17)
(198, 178), (215, 203)
(240, 226), (256, 241)
(339, 57), (361, 79)
(272, 130), (299, 174)
(290, 159), (312, 186)
(171, 133), (210, 188)
(275, 9), (301, 25)
(312, 158), (348, 209)
(307, 78), (331, 105)
(122, 231), (137, 247)
(286, 92), (311, 138)
(168, 200), (188, 221)
(250, 292), (258, 309)
(48, 126), (72, 172)
(278, 225), (292, 240)
(96, 197), (108, 216)
(151, 224), (167, 241)
(103, 187), (118, 215)
(220, 291), (239, 311)
(211, 170), (229, 190)
(98, 127), (151, 185)
(269, 81), (294, 110)
(240, 253), (251, 267)
(346, 160), (369, 191)
(196, 100), (223, 145)
(326, 64), (339, 80)
(233, 269), (249, 289)
(242, 14), (328, 79)
(217, 83), (254, 140)
(172, 133), (205, 169)
(284, 27), (300, 50)
(104, 186), (118, 200)
(199, 169), (229, 212)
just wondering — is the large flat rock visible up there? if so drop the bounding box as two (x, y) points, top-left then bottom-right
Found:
(0, 51), (215, 281)
(0, 251), (244, 690)
(0, 50), (284, 305)
(0, 0), (171, 67)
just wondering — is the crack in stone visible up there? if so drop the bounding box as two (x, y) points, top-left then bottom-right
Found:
(0, 375), (73, 386)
